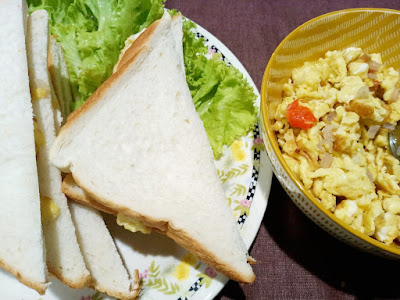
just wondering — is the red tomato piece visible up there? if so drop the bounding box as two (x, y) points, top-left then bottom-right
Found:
(286, 99), (317, 129)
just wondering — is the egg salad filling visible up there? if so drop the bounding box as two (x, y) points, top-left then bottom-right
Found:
(273, 47), (400, 245)
(41, 196), (60, 224)
(116, 213), (152, 234)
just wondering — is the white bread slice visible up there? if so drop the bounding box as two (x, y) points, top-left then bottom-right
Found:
(50, 12), (254, 283)
(26, 9), (91, 289)
(69, 202), (140, 299)
(0, 0), (48, 294)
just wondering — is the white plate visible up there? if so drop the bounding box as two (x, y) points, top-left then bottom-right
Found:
(0, 22), (272, 300)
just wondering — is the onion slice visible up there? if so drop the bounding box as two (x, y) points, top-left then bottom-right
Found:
(366, 169), (374, 183)
(356, 85), (370, 99)
(367, 125), (380, 139)
(368, 72), (377, 80)
(322, 124), (335, 142)
(320, 152), (334, 168)
(368, 60), (382, 73)
(326, 111), (337, 122)
(382, 123), (395, 131)
(391, 87), (399, 102)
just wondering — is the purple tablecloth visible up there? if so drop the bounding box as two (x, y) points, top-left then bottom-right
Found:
(165, 1), (400, 299)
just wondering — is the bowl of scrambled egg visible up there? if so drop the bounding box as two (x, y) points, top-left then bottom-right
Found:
(261, 8), (400, 257)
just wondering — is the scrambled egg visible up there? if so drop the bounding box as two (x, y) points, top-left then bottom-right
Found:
(273, 47), (400, 245)
(116, 213), (152, 234)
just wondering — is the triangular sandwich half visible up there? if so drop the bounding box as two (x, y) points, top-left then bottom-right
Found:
(26, 9), (91, 289)
(69, 202), (140, 299)
(47, 29), (140, 299)
(0, 0), (48, 294)
(50, 12), (255, 283)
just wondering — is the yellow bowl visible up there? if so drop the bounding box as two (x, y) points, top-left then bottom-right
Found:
(261, 8), (400, 258)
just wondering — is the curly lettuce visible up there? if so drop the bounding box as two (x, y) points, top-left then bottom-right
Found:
(27, 0), (165, 109)
(182, 20), (257, 157)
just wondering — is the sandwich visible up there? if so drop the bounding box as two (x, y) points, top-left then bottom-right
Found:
(0, 0), (48, 294)
(45, 21), (140, 298)
(69, 202), (140, 299)
(26, 0), (257, 159)
(25, 9), (91, 289)
(50, 12), (255, 284)
(1, 0), (259, 296)
(0, 3), (141, 296)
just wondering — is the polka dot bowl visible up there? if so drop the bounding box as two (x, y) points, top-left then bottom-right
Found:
(260, 8), (400, 258)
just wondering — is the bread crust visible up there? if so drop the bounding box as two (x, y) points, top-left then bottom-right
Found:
(61, 14), (165, 130)
(72, 173), (255, 284)
(62, 174), (118, 216)
(88, 283), (139, 300)
(86, 269), (140, 300)
(0, 258), (48, 295)
(48, 266), (91, 290)
(63, 175), (141, 298)
(130, 269), (141, 297)
(116, 16), (160, 72)
(65, 171), (255, 283)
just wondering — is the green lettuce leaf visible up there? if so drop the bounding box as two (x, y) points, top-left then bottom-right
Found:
(27, 0), (165, 110)
(182, 20), (257, 157)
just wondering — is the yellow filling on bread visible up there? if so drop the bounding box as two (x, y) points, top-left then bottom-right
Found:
(41, 196), (60, 224)
(116, 213), (152, 234)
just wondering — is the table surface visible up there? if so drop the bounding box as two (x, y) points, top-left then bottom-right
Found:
(165, 1), (400, 299)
